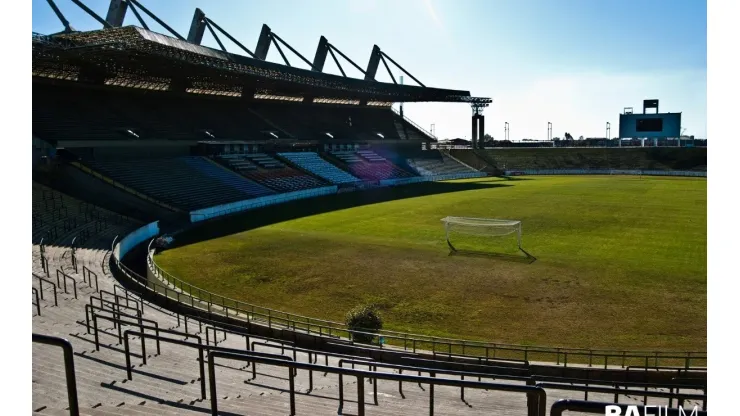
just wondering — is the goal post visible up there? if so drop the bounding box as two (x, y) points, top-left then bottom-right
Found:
(441, 216), (528, 256)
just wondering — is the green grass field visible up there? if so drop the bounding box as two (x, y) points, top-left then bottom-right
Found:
(155, 176), (706, 352)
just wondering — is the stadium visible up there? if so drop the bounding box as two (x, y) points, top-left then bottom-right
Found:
(31, 1), (707, 415)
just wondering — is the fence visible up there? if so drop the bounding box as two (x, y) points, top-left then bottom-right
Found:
(505, 169), (706, 177)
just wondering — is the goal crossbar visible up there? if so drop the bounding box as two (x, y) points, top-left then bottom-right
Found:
(441, 216), (523, 252)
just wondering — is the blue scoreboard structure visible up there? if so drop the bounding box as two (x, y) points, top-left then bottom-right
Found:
(618, 99), (681, 139)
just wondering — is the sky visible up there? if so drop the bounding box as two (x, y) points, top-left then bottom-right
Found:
(31, 0), (707, 141)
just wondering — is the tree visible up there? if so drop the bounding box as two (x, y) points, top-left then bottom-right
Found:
(345, 304), (383, 344)
(578, 135), (584, 141)
(482, 133), (494, 143)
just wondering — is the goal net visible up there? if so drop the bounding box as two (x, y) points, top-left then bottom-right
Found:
(441, 216), (523, 255)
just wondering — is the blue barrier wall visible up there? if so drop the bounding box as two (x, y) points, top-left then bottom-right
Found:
(114, 221), (160, 260)
(189, 186), (338, 223)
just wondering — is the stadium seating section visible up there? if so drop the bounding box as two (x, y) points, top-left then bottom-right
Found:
(32, 182), (141, 248)
(84, 156), (274, 211)
(278, 152), (361, 184)
(215, 153), (329, 192)
(330, 150), (414, 181)
(467, 148), (708, 171)
(408, 153), (479, 176)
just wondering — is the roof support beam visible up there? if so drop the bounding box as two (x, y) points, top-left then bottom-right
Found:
(328, 44), (366, 75)
(312, 36), (329, 72)
(254, 24), (272, 60)
(327, 47), (345, 77)
(205, 17), (255, 57)
(105, 0), (128, 27)
(126, 1), (149, 30)
(380, 51), (425, 87)
(46, 0), (74, 32)
(379, 54), (397, 84)
(364, 45), (381, 81)
(70, 0), (112, 28)
(127, 0), (185, 40)
(187, 8), (206, 44)
(270, 32), (314, 69)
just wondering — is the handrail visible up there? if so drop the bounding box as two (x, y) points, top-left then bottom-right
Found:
(209, 350), (546, 416)
(549, 399), (706, 416)
(32, 334), (79, 416)
(122, 329), (292, 400)
(32, 287), (41, 316)
(99, 289), (140, 311)
(338, 358), (532, 407)
(86, 305), (160, 354)
(82, 265), (98, 291)
(145, 242), (706, 368)
(34, 274), (58, 306)
(56, 269), (77, 299)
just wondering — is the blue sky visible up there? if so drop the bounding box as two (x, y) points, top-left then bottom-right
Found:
(32, 0), (707, 140)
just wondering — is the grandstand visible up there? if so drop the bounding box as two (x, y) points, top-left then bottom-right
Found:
(30, 1), (706, 415)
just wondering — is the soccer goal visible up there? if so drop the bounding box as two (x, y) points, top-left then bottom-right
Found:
(441, 216), (532, 258)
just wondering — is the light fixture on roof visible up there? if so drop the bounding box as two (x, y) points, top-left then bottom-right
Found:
(204, 130), (216, 139)
(269, 132), (279, 139)
(126, 129), (140, 138)
(325, 133), (334, 139)
(375, 132), (385, 139)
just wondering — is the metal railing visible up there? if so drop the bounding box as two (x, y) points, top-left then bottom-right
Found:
(144, 243), (706, 369)
(32, 287), (41, 315)
(34, 274), (58, 306)
(55, 269), (77, 299)
(208, 350), (547, 416)
(92, 273), (709, 415)
(122, 329), (291, 400)
(32, 334), (79, 416)
(337, 358), (532, 408)
(549, 400), (707, 416)
(82, 265), (98, 291)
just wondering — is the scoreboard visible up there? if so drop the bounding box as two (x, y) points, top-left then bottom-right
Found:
(618, 99), (681, 139)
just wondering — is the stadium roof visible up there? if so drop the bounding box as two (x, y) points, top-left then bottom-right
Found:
(33, 26), (492, 104)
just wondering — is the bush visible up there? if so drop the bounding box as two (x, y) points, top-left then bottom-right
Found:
(345, 304), (383, 344)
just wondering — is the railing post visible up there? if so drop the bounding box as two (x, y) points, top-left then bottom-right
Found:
(526, 379), (538, 416)
(357, 375), (365, 416)
(429, 372), (435, 416)
(208, 353), (218, 416)
(198, 346), (206, 400)
(289, 365), (296, 416)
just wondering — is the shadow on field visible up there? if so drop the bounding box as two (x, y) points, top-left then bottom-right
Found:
(448, 249), (537, 264)
(166, 180), (512, 249)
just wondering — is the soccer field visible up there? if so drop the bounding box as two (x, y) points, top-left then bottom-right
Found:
(155, 176), (707, 352)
